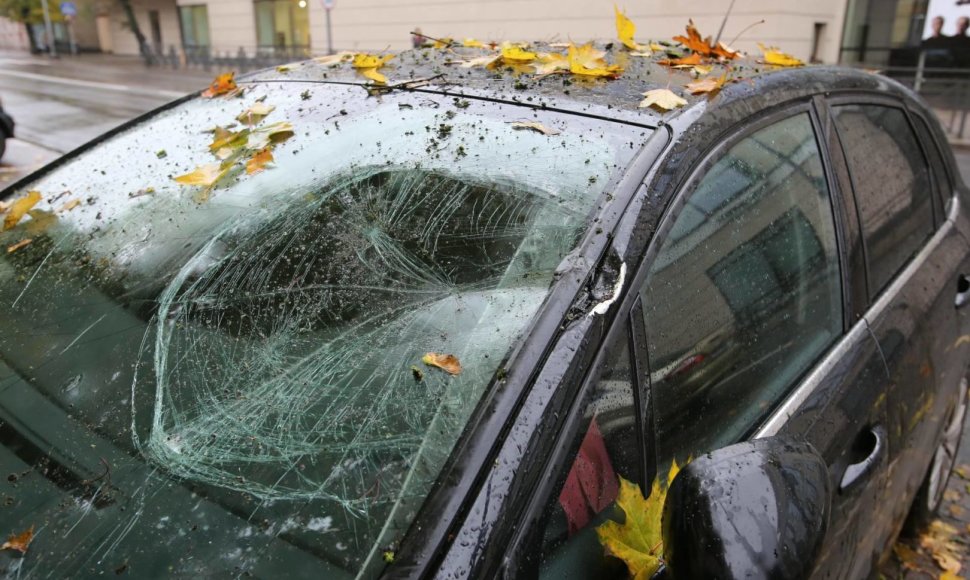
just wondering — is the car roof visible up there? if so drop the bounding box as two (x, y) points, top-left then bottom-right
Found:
(241, 43), (922, 128)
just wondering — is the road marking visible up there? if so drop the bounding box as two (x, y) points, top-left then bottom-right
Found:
(0, 69), (186, 99)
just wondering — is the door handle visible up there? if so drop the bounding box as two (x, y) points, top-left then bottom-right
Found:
(956, 274), (970, 309)
(839, 426), (887, 494)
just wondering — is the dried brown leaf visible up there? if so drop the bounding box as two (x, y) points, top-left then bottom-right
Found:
(509, 121), (561, 136)
(3, 190), (42, 231)
(422, 353), (462, 375)
(6, 238), (32, 253)
(1, 526), (34, 554)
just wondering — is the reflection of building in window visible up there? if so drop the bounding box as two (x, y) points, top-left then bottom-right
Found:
(709, 209), (825, 321)
(255, 0), (310, 51)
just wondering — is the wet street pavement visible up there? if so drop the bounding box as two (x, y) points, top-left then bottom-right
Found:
(2, 50), (970, 578)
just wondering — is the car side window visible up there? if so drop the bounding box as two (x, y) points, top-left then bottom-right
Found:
(832, 104), (935, 297)
(535, 320), (641, 579)
(641, 112), (843, 466)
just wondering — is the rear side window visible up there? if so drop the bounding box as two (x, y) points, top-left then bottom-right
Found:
(832, 105), (934, 297)
(641, 112), (843, 464)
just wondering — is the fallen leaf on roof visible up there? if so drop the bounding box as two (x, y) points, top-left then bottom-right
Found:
(569, 43), (623, 78)
(422, 353), (462, 375)
(658, 52), (704, 67)
(462, 38), (487, 48)
(686, 73), (727, 95)
(314, 51), (354, 66)
(596, 460), (682, 580)
(499, 42), (538, 63)
(758, 43), (803, 67)
(3, 190), (42, 231)
(246, 148), (274, 174)
(237, 102), (275, 126)
(432, 37), (454, 49)
(673, 20), (740, 60)
(534, 52), (570, 74)
(639, 88), (687, 111)
(201, 72), (240, 98)
(615, 6), (646, 51)
(1, 526), (34, 554)
(6, 238), (32, 253)
(509, 121), (561, 135)
(352, 53), (394, 84)
(59, 198), (81, 212)
(460, 55), (500, 68)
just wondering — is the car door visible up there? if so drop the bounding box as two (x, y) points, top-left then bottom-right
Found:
(828, 98), (970, 546)
(637, 104), (892, 579)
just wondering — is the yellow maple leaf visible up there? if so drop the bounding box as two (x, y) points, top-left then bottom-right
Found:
(173, 162), (231, 188)
(352, 53), (394, 84)
(568, 43), (622, 78)
(499, 42), (537, 63)
(639, 88), (688, 111)
(3, 190), (42, 231)
(597, 461), (681, 580)
(462, 38), (486, 48)
(758, 43), (803, 67)
(614, 5), (643, 51)
(432, 37), (454, 49)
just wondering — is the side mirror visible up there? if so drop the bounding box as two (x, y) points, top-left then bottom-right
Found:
(662, 437), (830, 579)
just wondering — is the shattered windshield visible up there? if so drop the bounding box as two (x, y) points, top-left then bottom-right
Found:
(0, 83), (645, 577)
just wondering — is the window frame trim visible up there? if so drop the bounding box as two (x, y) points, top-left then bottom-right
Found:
(826, 94), (941, 304)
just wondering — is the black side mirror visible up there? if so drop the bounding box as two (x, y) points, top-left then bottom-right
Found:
(662, 437), (830, 579)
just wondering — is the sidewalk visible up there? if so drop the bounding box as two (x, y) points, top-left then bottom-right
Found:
(0, 49), (215, 94)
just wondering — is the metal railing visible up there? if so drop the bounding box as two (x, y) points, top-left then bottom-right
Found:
(143, 44), (315, 74)
(845, 47), (970, 140)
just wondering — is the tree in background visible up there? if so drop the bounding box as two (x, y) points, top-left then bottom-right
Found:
(116, 0), (150, 61)
(0, 0), (60, 52)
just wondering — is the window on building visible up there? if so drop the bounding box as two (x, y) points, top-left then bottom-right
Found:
(832, 105), (934, 297)
(178, 5), (210, 49)
(255, 0), (310, 52)
(641, 112), (843, 466)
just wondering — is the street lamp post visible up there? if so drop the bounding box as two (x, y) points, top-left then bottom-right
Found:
(320, 0), (335, 55)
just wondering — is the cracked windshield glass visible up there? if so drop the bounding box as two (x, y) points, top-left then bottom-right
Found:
(0, 81), (645, 576)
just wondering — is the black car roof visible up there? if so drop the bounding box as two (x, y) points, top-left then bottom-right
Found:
(241, 43), (922, 128)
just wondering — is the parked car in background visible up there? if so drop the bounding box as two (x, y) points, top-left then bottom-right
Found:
(0, 97), (13, 161)
(0, 44), (968, 579)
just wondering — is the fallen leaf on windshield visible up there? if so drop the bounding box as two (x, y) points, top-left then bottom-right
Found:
(352, 53), (394, 84)
(459, 55), (500, 68)
(509, 121), (561, 135)
(422, 353), (462, 375)
(639, 88), (687, 111)
(59, 198), (81, 212)
(246, 148), (274, 174)
(248, 121), (294, 150)
(686, 73), (727, 95)
(569, 43), (622, 78)
(596, 460), (682, 579)
(6, 238), (32, 253)
(615, 6), (645, 51)
(201, 72), (239, 98)
(1, 526), (34, 554)
(174, 163), (231, 188)
(758, 43), (803, 67)
(3, 190), (42, 231)
(237, 102), (276, 126)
